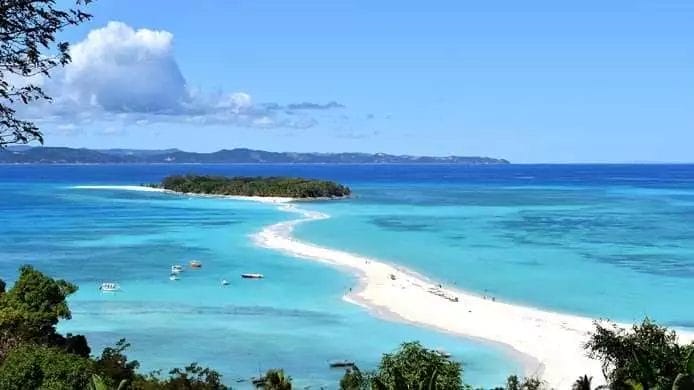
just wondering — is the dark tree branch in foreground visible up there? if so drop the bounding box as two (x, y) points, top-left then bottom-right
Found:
(0, 0), (92, 148)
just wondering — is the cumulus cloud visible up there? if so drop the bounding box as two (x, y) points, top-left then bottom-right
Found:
(28, 22), (343, 130)
(62, 22), (186, 113)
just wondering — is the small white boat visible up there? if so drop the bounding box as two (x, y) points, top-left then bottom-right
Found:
(241, 273), (264, 279)
(169, 274), (180, 281)
(221, 279), (230, 286)
(434, 349), (452, 358)
(99, 282), (120, 292)
(171, 265), (183, 274)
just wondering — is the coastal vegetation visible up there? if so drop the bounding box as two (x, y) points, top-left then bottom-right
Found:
(155, 174), (351, 199)
(2, 265), (693, 389)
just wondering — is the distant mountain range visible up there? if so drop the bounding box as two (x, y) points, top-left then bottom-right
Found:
(0, 146), (510, 164)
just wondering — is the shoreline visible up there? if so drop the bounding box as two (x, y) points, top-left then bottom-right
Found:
(72, 185), (297, 204)
(249, 203), (694, 389)
(251, 204), (594, 386)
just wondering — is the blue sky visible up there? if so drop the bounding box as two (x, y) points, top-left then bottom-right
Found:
(34, 0), (694, 162)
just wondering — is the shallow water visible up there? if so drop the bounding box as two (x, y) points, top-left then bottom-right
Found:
(293, 165), (694, 329)
(0, 165), (525, 389)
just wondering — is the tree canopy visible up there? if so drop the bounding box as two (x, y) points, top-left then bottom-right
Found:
(0, 343), (94, 390)
(0, 0), (92, 148)
(0, 265), (82, 360)
(585, 319), (694, 389)
(157, 174), (351, 198)
(340, 341), (464, 390)
(263, 369), (292, 390)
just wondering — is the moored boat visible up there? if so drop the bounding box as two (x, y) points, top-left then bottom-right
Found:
(241, 273), (264, 279)
(189, 260), (202, 269)
(329, 360), (356, 368)
(221, 279), (230, 286)
(99, 282), (120, 292)
(434, 349), (452, 358)
(169, 274), (180, 281)
(171, 265), (183, 274)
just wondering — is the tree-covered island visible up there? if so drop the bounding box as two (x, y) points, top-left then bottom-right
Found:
(153, 175), (352, 199)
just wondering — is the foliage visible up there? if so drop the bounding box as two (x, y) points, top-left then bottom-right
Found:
(94, 338), (140, 388)
(0, 265), (86, 361)
(371, 341), (463, 389)
(133, 362), (227, 390)
(572, 375), (592, 390)
(157, 174), (351, 198)
(89, 374), (129, 390)
(0, 343), (94, 390)
(63, 332), (91, 356)
(340, 366), (366, 390)
(263, 368), (292, 390)
(503, 375), (545, 390)
(504, 375), (520, 390)
(585, 319), (694, 389)
(672, 350), (694, 390)
(0, 0), (92, 147)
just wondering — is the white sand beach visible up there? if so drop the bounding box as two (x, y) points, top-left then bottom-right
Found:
(252, 203), (694, 389)
(72, 185), (294, 204)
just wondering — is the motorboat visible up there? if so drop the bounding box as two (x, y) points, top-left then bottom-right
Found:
(171, 265), (184, 274)
(169, 274), (180, 281)
(329, 360), (356, 368)
(221, 279), (230, 286)
(99, 282), (120, 292)
(241, 273), (264, 279)
(434, 349), (452, 358)
(189, 260), (202, 269)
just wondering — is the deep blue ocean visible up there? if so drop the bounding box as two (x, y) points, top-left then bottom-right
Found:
(2, 164), (693, 388)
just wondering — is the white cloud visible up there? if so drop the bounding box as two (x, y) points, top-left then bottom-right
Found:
(62, 21), (187, 113)
(252, 116), (275, 128)
(24, 21), (344, 131)
(216, 92), (253, 113)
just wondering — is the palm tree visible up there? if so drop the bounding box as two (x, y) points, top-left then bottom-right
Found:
(572, 375), (592, 390)
(263, 369), (292, 390)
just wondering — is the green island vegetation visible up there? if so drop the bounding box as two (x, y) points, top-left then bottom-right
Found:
(1, 265), (693, 389)
(154, 175), (352, 199)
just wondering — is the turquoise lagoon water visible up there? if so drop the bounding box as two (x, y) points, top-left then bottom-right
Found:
(294, 166), (694, 328)
(2, 164), (694, 387)
(0, 165), (522, 389)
